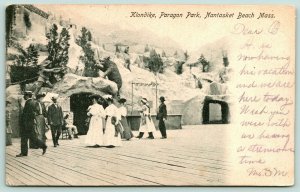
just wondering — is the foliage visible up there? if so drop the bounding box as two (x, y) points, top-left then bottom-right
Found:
(148, 49), (164, 74)
(10, 44), (40, 85)
(175, 61), (184, 75)
(198, 54), (210, 72)
(184, 50), (189, 61)
(115, 45), (120, 53)
(13, 44), (39, 67)
(174, 51), (178, 57)
(144, 44), (150, 52)
(46, 24), (70, 82)
(161, 50), (166, 57)
(76, 27), (98, 77)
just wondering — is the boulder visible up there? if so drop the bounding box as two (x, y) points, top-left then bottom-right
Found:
(51, 73), (118, 97)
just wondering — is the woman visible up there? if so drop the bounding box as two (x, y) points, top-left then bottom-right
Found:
(103, 95), (122, 147)
(136, 98), (156, 139)
(118, 98), (134, 140)
(85, 94), (105, 147)
(30, 93), (47, 148)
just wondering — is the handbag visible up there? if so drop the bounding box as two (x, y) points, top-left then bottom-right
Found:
(85, 116), (91, 127)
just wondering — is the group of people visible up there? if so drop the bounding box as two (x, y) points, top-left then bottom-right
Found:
(85, 94), (168, 148)
(15, 89), (168, 156)
(16, 91), (79, 157)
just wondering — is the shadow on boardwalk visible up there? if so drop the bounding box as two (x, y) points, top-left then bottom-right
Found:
(6, 125), (232, 186)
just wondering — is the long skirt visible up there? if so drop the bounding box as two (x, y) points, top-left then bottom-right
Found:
(85, 116), (104, 146)
(103, 117), (122, 147)
(138, 116), (156, 133)
(120, 116), (134, 140)
(30, 115), (46, 148)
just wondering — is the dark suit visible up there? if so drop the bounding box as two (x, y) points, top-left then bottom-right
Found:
(20, 98), (47, 155)
(47, 103), (64, 146)
(157, 103), (167, 138)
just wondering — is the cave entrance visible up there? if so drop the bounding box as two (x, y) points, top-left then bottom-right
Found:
(70, 92), (93, 135)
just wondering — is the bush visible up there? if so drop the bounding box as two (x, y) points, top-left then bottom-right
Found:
(148, 49), (164, 74)
(175, 61), (184, 75)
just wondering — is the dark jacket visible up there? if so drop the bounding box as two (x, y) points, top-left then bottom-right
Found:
(157, 103), (167, 120)
(21, 98), (38, 133)
(47, 103), (64, 126)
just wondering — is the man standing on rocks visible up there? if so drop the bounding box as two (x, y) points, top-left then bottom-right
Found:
(16, 91), (47, 157)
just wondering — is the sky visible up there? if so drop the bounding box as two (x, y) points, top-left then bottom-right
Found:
(36, 4), (233, 52)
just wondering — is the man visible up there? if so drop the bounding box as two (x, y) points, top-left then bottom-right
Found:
(63, 114), (79, 139)
(157, 96), (167, 139)
(6, 101), (12, 146)
(47, 95), (64, 147)
(16, 91), (47, 157)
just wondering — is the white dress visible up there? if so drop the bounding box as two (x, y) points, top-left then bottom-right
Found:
(138, 105), (156, 133)
(103, 104), (122, 147)
(85, 103), (105, 146)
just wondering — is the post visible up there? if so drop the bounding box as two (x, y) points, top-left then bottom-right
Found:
(131, 82), (134, 115)
(155, 76), (158, 112)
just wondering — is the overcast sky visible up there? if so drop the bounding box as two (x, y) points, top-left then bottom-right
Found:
(36, 4), (232, 51)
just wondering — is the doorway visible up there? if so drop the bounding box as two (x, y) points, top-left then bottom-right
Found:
(70, 92), (93, 135)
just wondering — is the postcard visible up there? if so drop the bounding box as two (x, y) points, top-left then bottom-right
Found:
(5, 4), (295, 186)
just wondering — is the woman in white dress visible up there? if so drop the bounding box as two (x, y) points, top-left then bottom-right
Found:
(85, 94), (105, 147)
(136, 98), (156, 139)
(103, 95), (122, 148)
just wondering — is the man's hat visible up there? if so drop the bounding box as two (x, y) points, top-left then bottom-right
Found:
(159, 96), (165, 102)
(24, 91), (33, 96)
(36, 93), (46, 99)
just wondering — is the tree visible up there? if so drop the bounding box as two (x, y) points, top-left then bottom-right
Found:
(46, 24), (70, 81)
(198, 54), (210, 72)
(10, 43), (40, 92)
(174, 50), (178, 57)
(184, 50), (189, 61)
(148, 49), (164, 74)
(115, 44), (120, 53)
(144, 44), (150, 52)
(175, 61), (184, 75)
(76, 27), (98, 77)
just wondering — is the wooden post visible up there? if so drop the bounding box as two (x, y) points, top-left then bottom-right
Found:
(131, 82), (134, 115)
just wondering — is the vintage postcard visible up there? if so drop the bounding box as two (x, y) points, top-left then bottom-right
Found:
(5, 4), (295, 186)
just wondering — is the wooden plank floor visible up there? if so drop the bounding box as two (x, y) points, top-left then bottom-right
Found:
(6, 125), (232, 186)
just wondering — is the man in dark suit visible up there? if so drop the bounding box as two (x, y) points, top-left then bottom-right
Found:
(157, 96), (167, 139)
(16, 91), (47, 157)
(47, 95), (64, 147)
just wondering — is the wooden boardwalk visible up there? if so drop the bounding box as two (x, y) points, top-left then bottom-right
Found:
(6, 125), (232, 186)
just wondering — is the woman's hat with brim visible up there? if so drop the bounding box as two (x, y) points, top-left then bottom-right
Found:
(119, 98), (127, 104)
(89, 94), (100, 100)
(141, 98), (148, 104)
(103, 94), (113, 102)
(24, 91), (33, 96)
(36, 93), (46, 99)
